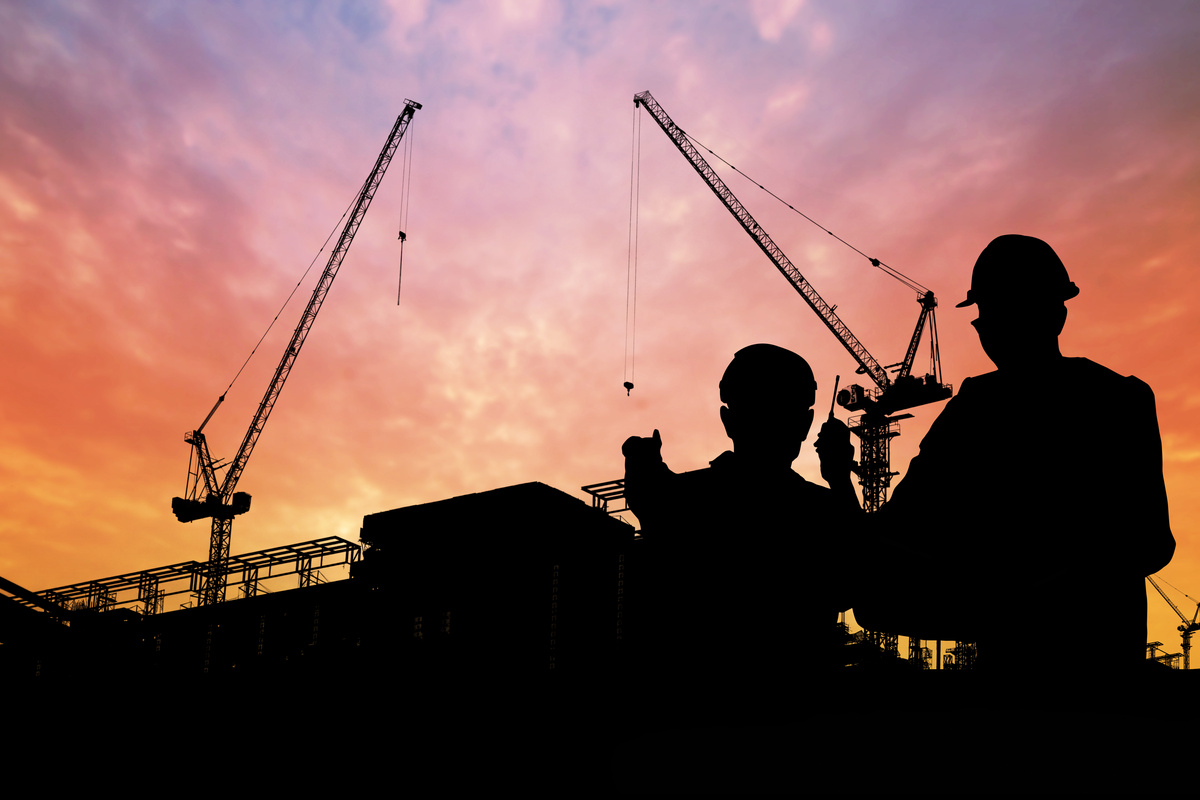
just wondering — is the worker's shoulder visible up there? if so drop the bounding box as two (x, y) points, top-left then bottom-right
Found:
(672, 451), (735, 490)
(1063, 356), (1141, 381)
(960, 359), (1150, 393)
(782, 470), (832, 503)
(935, 371), (1001, 412)
(956, 370), (998, 394)
(704, 451), (831, 499)
(674, 463), (719, 488)
(1063, 357), (1154, 400)
(781, 469), (838, 510)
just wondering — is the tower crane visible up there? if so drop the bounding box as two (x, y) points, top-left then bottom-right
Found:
(633, 90), (951, 511)
(172, 100), (422, 606)
(1147, 575), (1200, 670)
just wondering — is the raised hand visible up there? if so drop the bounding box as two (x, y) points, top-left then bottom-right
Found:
(815, 418), (854, 490)
(622, 428), (663, 464)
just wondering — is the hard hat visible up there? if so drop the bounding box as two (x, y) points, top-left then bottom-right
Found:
(957, 235), (1080, 308)
(720, 343), (817, 409)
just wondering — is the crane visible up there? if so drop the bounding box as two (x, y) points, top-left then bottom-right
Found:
(172, 100), (422, 606)
(633, 90), (951, 511)
(1147, 575), (1200, 669)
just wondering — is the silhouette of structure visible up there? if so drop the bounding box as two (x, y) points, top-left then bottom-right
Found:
(850, 235), (1175, 676)
(5, 482), (631, 686)
(3, 538), (361, 682)
(3, 475), (1193, 794)
(172, 100), (421, 606)
(356, 482), (633, 678)
(633, 90), (952, 511)
(1147, 575), (1200, 670)
(1146, 641), (1183, 669)
(0, 575), (73, 683)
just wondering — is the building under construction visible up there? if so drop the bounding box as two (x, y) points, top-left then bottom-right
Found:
(2, 480), (1192, 794)
(1, 482), (637, 790)
(2, 482), (637, 687)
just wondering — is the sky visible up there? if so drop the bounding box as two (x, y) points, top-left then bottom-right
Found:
(2, 0), (1200, 662)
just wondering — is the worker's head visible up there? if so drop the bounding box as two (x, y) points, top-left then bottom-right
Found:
(719, 344), (817, 469)
(958, 235), (1076, 370)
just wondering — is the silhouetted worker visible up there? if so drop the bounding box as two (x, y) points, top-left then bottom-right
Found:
(835, 235), (1174, 680)
(623, 344), (855, 701)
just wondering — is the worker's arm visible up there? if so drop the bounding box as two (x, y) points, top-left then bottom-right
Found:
(815, 418), (861, 513)
(622, 429), (677, 533)
(1122, 379), (1175, 575)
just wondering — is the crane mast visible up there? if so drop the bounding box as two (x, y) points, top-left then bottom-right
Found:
(173, 100), (422, 606)
(633, 91), (951, 511)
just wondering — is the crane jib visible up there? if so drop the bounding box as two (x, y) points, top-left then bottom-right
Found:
(633, 91), (891, 390)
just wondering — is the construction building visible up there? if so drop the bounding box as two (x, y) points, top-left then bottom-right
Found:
(2, 482), (634, 688)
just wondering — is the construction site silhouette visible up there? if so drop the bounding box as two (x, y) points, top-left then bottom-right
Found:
(1, 236), (1192, 793)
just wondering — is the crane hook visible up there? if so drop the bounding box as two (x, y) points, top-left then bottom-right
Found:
(623, 381), (634, 396)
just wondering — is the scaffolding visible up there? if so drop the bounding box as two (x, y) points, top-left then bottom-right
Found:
(945, 641), (978, 670)
(19, 537), (361, 616)
(581, 479), (629, 516)
(1146, 641), (1183, 670)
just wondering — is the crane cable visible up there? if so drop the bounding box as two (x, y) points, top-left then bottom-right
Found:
(623, 105), (641, 396)
(397, 114), (416, 304)
(681, 129), (930, 297)
(216, 171), (372, 406)
(1154, 575), (1200, 607)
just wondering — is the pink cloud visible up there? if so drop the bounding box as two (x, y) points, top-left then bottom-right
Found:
(1, 1), (1199, 655)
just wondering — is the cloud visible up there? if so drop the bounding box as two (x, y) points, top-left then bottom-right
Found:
(750, 0), (806, 43)
(3, 2), (1200, 661)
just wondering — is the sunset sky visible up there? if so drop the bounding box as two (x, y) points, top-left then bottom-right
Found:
(3, 1), (1199, 659)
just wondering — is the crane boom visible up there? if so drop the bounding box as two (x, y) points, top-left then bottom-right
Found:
(221, 103), (420, 499)
(1148, 575), (1200, 626)
(633, 90), (891, 390)
(173, 100), (422, 606)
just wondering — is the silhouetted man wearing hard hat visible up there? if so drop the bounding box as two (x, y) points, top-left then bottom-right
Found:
(623, 344), (855, 704)
(843, 235), (1174, 682)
